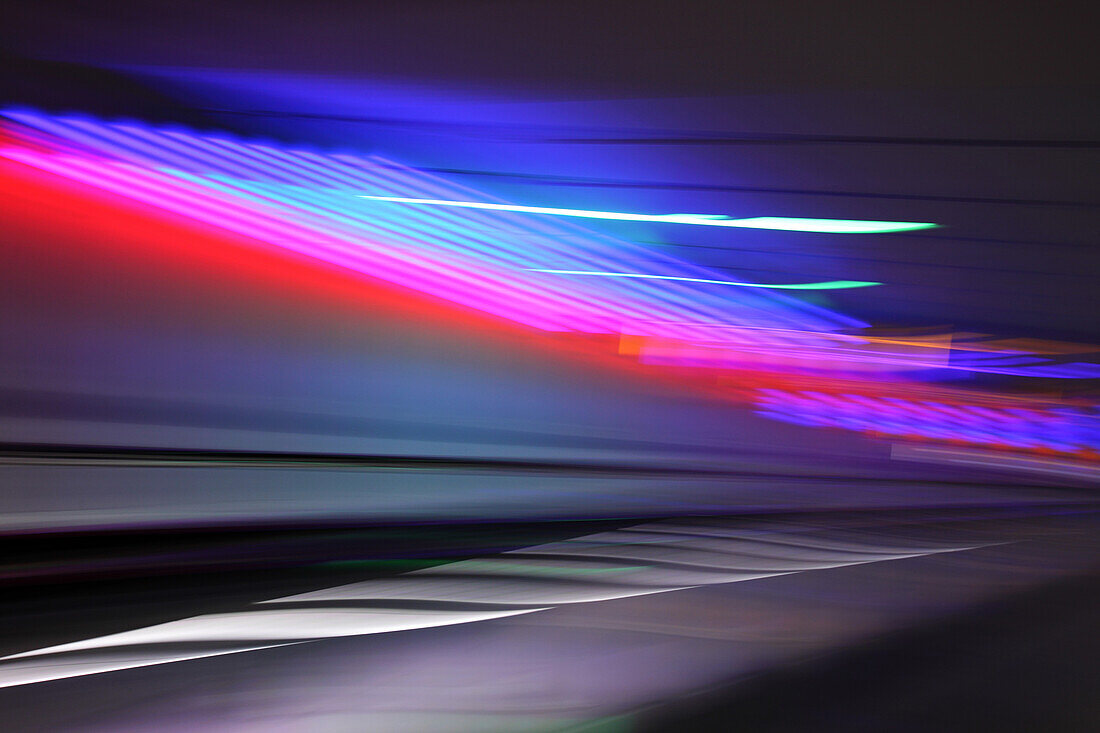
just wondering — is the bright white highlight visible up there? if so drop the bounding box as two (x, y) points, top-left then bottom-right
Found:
(527, 269), (881, 290)
(0, 517), (980, 690)
(2, 607), (543, 660)
(360, 195), (937, 233)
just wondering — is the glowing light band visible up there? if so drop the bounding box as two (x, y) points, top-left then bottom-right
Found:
(0, 110), (1095, 458)
(1, 109), (868, 348)
(527, 269), (881, 290)
(360, 195), (937, 233)
(752, 390), (1100, 453)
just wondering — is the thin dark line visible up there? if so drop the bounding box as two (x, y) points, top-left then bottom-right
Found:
(355, 164), (1099, 209)
(0, 444), (1089, 490)
(632, 242), (1100, 281)
(0, 444), (725, 476)
(260, 599), (548, 611)
(132, 109), (1095, 208)
(646, 232), (1094, 250)
(202, 109), (1100, 149)
(547, 134), (1100, 148)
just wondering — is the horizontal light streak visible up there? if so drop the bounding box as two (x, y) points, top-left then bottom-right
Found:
(753, 390), (1098, 452)
(527, 269), (881, 290)
(360, 196), (937, 233)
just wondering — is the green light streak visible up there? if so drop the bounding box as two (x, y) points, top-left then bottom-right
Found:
(528, 269), (881, 290)
(446, 561), (646, 576)
(360, 195), (937, 234)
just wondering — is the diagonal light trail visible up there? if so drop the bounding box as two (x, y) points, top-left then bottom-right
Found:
(0, 518), (982, 689)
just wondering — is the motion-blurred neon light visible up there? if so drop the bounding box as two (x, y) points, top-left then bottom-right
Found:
(2, 109), (1094, 459)
(527, 269), (881, 290)
(752, 389), (1100, 454)
(0, 108), (867, 350)
(360, 195), (938, 233)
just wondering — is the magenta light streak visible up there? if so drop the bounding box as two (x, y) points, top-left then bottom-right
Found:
(0, 150), (585, 332)
(175, 172), (623, 336)
(13, 146), (755, 344)
(5, 111), (870, 347)
(272, 152), (748, 341)
(360, 154), (858, 335)
(44, 119), (741, 341)
(1, 112), (881, 356)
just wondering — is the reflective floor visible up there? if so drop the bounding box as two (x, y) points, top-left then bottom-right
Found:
(2, 501), (1098, 731)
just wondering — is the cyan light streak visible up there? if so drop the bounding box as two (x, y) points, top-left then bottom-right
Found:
(360, 195), (938, 233)
(1, 110), (1096, 457)
(2, 109), (872, 348)
(528, 269), (881, 290)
